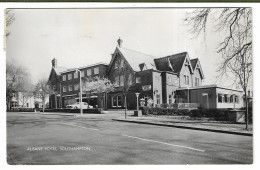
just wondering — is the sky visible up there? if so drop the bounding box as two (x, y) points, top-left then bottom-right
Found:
(6, 8), (251, 90)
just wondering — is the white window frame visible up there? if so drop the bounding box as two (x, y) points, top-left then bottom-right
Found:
(74, 72), (78, 79)
(68, 85), (73, 91)
(136, 77), (141, 83)
(63, 86), (67, 92)
(63, 75), (66, 81)
(94, 67), (99, 75)
(120, 60), (124, 68)
(87, 69), (91, 76)
(68, 73), (72, 80)
(81, 71), (85, 77)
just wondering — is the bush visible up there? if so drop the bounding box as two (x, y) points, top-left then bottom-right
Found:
(142, 107), (190, 116)
(142, 107), (231, 121)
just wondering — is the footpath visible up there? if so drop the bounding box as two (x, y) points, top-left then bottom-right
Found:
(112, 115), (253, 136)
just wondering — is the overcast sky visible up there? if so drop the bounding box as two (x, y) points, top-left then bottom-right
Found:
(6, 8), (250, 89)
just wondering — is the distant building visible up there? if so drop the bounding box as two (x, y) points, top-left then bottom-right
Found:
(47, 38), (243, 110)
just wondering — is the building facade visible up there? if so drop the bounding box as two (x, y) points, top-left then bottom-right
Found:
(47, 38), (243, 110)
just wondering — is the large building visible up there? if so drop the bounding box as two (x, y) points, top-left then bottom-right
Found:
(47, 38), (243, 110)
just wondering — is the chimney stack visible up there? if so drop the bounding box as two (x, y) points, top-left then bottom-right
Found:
(52, 58), (57, 68)
(117, 37), (123, 48)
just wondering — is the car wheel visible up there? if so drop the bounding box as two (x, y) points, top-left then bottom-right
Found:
(74, 106), (78, 109)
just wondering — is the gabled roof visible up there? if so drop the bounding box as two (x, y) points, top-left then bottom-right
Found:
(154, 52), (188, 74)
(108, 47), (156, 72)
(190, 58), (205, 79)
(190, 58), (198, 70)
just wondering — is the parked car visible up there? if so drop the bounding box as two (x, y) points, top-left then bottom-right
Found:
(66, 102), (93, 109)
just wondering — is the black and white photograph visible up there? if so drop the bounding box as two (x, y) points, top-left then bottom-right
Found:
(4, 7), (253, 165)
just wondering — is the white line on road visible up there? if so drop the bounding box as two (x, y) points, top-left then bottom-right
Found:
(58, 123), (100, 131)
(121, 134), (205, 152)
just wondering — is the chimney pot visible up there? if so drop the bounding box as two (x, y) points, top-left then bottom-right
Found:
(117, 37), (123, 48)
(52, 58), (57, 68)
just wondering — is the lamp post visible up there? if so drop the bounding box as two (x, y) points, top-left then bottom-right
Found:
(135, 93), (140, 111)
(202, 93), (209, 109)
(75, 69), (83, 115)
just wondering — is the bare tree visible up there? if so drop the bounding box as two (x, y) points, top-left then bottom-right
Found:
(6, 60), (31, 110)
(35, 78), (54, 113)
(5, 9), (15, 37)
(120, 61), (135, 119)
(185, 8), (252, 130)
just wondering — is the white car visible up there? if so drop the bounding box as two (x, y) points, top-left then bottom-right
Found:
(66, 102), (93, 109)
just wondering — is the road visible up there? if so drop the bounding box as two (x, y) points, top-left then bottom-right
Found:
(7, 112), (253, 165)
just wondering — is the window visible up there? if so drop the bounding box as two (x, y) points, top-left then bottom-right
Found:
(81, 71), (85, 77)
(235, 96), (239, 103)
(68, 73), (72, 80)
(115, 61), (118, 69)
(120, 60), (124, 68)
(224, 95), (230, 103)
(94, 67), (99, 75)
(112, 96), (117, 107)
(68, 85), (73, 91)
(184, 75), (189, 85)
(112, 95), (123, 107)
(120, 75), (124, 86)
(230, 95), (234, 103)
(53, 85), (56, 90)
(87, 69), (91, 76)
(218, 94), (223, 103)
(74, 72), (78, 79)
(63, 86), (67, 92)
(63, 75), (66, 81)
(195, 77), (200, 86)
(74, 84), (79, 91)
(117, 96), (122, 107)
(115, 76), (119, 87)
(136, 77), (141, 83)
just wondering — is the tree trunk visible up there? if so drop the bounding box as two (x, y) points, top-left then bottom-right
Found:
(245, 91), (249, 130)
(124, 96), (127, 119)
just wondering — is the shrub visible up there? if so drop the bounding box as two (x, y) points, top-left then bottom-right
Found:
(142, 107), (231, 121)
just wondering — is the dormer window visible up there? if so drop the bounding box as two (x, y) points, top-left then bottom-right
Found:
(115, 61), (118, 69)
(120, 60), (124, 68)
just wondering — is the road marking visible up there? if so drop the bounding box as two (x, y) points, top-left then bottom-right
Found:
(121, 134), (205, 152)
(58, 123), (100, 131)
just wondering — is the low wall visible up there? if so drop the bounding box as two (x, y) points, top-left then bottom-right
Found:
(41, 108), (102, 114)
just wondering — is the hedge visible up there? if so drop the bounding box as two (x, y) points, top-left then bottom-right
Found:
(142, 107), (232, 121)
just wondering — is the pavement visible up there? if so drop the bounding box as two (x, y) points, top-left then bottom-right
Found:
(7, 111), (253, 164)
(112, 115), (253, 136)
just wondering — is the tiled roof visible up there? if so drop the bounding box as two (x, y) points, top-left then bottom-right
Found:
(118, 47), (157, 71)
(154, 52), (187, 74)
(190, 58), (198, 70)
(54, 66), (68, 75)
